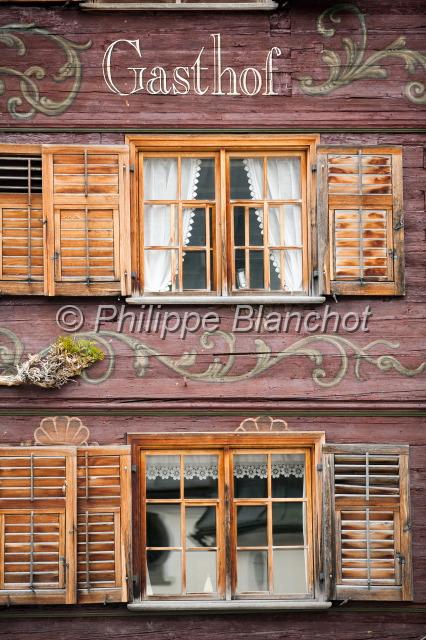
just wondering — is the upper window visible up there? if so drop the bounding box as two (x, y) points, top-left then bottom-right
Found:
(132, 136), (315, 298)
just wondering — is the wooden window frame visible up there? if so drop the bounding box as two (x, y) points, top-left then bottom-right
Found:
(80, 1), (279, 11)
(127, 135), (319, 301)
(128, 431), (325, 604)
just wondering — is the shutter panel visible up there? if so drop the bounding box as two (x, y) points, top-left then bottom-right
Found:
(317, 147), (404, 296)
(323, 444), (412, 601)
(0, 447), (76, 605)
(43, 146), (131, 296)
(0, 149), (44, 295)
(76, 447), (131, 603)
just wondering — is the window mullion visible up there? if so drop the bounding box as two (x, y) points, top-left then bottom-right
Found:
(267, 453), (273, 594)
(224, 447), (233, 600)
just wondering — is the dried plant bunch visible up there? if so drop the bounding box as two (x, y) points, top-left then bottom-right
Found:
(0, 336), (104, 388)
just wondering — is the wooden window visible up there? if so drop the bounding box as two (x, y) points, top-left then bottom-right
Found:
(317, 146), (404, 296)
(323, 444), (412, 601)
(43, 145), (131, 296)
(0, 445), (131, 606)
(0, 145), (44, 295)
(130, 432), (323, 602)
(129, 135), (317, 297)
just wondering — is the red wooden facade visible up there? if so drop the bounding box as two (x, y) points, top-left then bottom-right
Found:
(0, 0), (425, 637)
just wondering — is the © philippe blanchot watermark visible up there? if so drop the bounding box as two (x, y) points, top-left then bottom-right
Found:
(56, 304), (373, 340)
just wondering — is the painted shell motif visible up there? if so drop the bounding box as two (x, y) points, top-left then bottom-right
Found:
(236, 416), (289, 432)
(34, 416), (90, 446)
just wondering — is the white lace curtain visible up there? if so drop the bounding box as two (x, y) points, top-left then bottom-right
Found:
(143, 158), (201, 292)
(146, 455), (305, 481)
(243, 157), (302, 291)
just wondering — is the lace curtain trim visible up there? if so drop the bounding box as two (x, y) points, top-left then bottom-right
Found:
(146, 462), (304, 481)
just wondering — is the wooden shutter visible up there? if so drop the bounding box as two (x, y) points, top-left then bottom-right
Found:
(0, 147), (44, 295)
(323, 444), (412, 601)
(317, 147), (404, 295)
(0, 447), (76, 605)
(43, 145), (131, 296)
(76, 447), (131, 603)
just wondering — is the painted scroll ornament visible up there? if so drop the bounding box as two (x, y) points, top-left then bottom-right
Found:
(0, 23), (92, 120)
(1, 328), (425, 390)
(299, 3), (426, 104)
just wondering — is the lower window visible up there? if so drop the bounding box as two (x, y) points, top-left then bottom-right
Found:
(140, 445), (313, 600)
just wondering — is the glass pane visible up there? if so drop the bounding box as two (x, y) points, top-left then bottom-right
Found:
(144, 205), (176, 247)
(269, 254), (282, 291)
(249, 208), (264, 246)
(235, 249), (246, 289)
(185, 208), (206, 247)
(182, 158), (215, 201)
(268, 205), (302, 248)
(237, 550), (268, 592)
(272, 454), (305, 498)
(143, 249), (177, 293)
(272, 503), (305, 546)
(237, 506), (267, 547)
(284, 205), (302, 246)
(249, 251), (264, 289)
(233, 206), (245, 246)
(234, 454), (267, 498)
(146, 455), (180, 499)
(186, 551), (217, 593)
(144, 158), (178, 200)
(284, 250), (303, 291)
(186, 506), (216, 548)
(266, 157), (301, 200)
(273, 549), (307, 594)
(147, 550), (181, 595)
(182, 251), (207, 290)
(231, 158), (261, 200)
(146, 505), (181, 548)
(184, 455), (218, 499)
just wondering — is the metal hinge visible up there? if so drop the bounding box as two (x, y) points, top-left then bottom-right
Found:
(131, 464), (137, 473)
(396, 552), (406, 565)
(129, 164), (135, 173)
(311, 163), (317, 173)
(394, 220), (404, 231)
(389, 249), (397, 259)
(317, 463), (323, 472)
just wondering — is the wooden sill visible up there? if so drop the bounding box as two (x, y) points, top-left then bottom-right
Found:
(80, 2), (278, 10)
(128, 600), (332, 612)
(126, 295), (326, 305)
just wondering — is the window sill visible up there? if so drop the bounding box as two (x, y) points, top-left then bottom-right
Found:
(128, 600), (331, 613)
(80, 2), (278, 10)
(126, 295), (326, 305)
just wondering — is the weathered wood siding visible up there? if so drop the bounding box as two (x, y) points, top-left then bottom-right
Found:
(0, 0), (425, 636)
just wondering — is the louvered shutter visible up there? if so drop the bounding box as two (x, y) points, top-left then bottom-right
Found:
(43, 145), (131, 296)
(76, 447), (131, 603)
(0, 150), (44, 295)
(317, 147), (404, 296)
(0, 447), (76, 605)
(323, 444), (412, 601)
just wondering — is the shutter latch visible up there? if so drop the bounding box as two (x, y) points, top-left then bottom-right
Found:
(394, 220), (404, 231)
(396, 552), (405, 566)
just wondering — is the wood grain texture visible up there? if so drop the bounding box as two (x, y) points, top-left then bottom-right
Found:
(0, 2), (425, 128)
